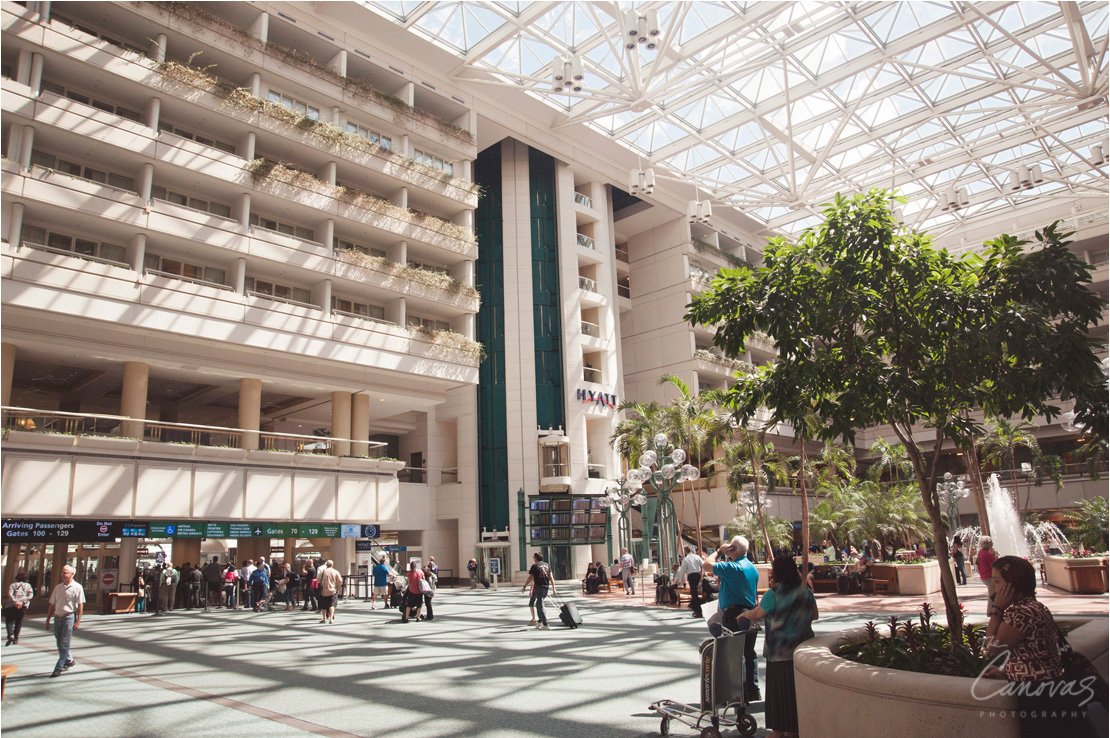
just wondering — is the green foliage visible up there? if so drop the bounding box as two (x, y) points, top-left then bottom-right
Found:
(1063, 497), (1109, 551)
(838, 604), (992, 677)
(726, 514), (794, 553)
(609, 400), (667, 468)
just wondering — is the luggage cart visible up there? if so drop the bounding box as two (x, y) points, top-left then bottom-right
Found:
(650, 625), (759, 738)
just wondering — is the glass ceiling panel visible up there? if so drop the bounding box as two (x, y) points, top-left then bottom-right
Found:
(358, 0), (1108, 239)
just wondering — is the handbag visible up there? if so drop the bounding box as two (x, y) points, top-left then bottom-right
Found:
(419, 578), (432, 595)
(1056, 624), (1109, 707)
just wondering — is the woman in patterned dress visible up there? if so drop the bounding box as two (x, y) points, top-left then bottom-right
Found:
(984, 555), (1096, 738)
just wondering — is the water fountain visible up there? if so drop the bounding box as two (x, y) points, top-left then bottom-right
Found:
(953, 474), (1070, 570)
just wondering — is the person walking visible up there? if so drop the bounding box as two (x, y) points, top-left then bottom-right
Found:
(522, 552), (555, 630)
(619, 547), (636, 595)
(421, 562), (437, 621)
(5, 571), (33, 645)
(301, 559), (318, 612)
(737, 554), (819, 738)
(952, 537), (967, 585)
(148, 564), (165, 617)
(317, 560), (343, 624)
(677, 545), (705, 618)
(205, 556), (223, 607)
(371, 557), (390, 609)
(703, 536), (762, 701)
(977, 536), (998, 615)
(401, 561), (424, 623)
(467, 558), (479, 589)
(44, 564), (85, 677)
(222, 564), (240, 609)
(248, 563), (269, 612)
(240, 559), (256, 610)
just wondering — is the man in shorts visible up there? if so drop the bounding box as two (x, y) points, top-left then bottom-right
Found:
(371, 556), (390, 610)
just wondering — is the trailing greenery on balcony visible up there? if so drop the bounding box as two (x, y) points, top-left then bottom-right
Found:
(151, 2), (476, 146)
(155, 61), (480, 198)
(415, 326), (485, 364)
(692, 237), (752, 269)
(693, 349), (757, 374)
(244, 159), (476, 247)
(336, 248), (479, 302)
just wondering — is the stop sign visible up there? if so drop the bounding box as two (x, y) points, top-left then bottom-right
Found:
(101, 571), (117, 590)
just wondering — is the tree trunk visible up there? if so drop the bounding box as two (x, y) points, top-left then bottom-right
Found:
(895, 423), (963, 638)
(799, 445), (811, 579)
(964, 442), (991, 537)
(750, 445), (773, 562)
(693, 479), (704, 554)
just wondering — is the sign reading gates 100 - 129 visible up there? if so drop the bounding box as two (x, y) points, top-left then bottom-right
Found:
(1, 520), (379, 543)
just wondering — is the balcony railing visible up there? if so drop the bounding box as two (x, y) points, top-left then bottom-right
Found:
(587, 463), (607, 479)
(583, 366), (603, 383)
(576, 233), (595, 250)
(574, 192), (593, 208)
(581, 320), (600, 338)
(22, 240), (130, 270)
(578, 276), (598, 293)
(1, 407), (386, 454)
(617, 283), (631, 299)
(615, 245), (630, 262)
(146, 269), (234, 291)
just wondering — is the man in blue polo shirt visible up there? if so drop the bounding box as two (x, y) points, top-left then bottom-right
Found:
(703, 535), (761, 701)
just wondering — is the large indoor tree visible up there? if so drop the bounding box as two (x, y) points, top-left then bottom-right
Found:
(687, 189), (1108, 636)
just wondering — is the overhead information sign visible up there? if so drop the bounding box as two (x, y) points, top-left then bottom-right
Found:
(2, 519), (370, 542)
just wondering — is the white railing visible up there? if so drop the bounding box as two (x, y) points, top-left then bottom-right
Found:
(576, 233), (595, 250)
(578, 276), (598, 292)
(574, 191), (592, 208)
(145, 269), (233, 291)
(247, 290), (322, 311)
(587, 463), (607, 479)
(581, 320), (600, 337)
(21, 241), (130, 270)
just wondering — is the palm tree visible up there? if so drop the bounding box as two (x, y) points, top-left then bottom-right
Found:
(716, 432), (788, 560)
(867, 438), (912, 483)
(1023, 452), (1065, 511)
(609, 400), (666, 469)
(978, 418), (1040, 510)
(657, 374), (729, 553)
(726, 514), (794, 555)
(1072, 435), (1108, 481)
(840, 481), (930, 553)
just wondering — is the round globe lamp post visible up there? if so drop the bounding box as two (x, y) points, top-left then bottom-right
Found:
(597, 479), (647, 558)
(937, 472), (969, 531)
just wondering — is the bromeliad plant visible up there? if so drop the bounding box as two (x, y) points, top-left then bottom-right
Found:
(838, 603), (991, 677)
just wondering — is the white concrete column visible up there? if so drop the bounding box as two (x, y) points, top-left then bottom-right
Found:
(462, 313), (475, 341)
(320, 219), (335, 251)
(234, 258), (247, 294)
(401, 134), (411, 159)
(238, 377), (262, 450)
(460, 160), (472, 181)
(237, 193), (251, 228)
(329, 49), (347, 77)
(1, 343), (16, 408)
(399, 81), (415, 107)
(393, 187), (408, 210)
(7, 203), (24, 248)
(29, 53), (43, 96)
(318, 161), (337, 187)
(241, 131), (256, 162)
(120, 361), (149, 439)
(317, 279), (332, 316)
(331, 391), (352, 457)
(250, 11), (269, 43)
(130, 233), (147, 273)
(351, 393), (370, 457)
(15, 49), (32, 87)
(18, 126), (34, 170)
(138, 163), (154, 202)
(143, 97), (161, 131)
(6, 126), (24, 167)
(152, 33), (167, 63)
(118, 537), (138, 596)
(37, 1), (52, 23)
(249, 73), (262, 98)
(333, 538), (355, 576)
(390, 296), (407, 327)
(388, 240), (407, 267)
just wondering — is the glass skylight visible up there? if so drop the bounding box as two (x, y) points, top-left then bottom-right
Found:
(358, 1), (1109, 238)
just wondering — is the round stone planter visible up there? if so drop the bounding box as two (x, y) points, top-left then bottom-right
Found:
(794, 618), (1107, 738)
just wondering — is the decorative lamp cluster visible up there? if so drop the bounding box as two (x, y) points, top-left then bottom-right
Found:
(937, 471), (969, 525)
(1008, 164), (1045, 192)
(939, 187), (969, 212)
(552, 55), (585, 91)
(687, 199), (713, 224)
(622, 8), (662, 50)
(629, 167), (655, 195)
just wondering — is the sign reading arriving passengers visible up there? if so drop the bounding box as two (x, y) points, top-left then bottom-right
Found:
(2, 519), (366, 543)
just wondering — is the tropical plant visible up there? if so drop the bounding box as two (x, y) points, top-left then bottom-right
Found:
(867, 438), (912, 483)
(1062, 497), (1109, 551)
(838, 604), (992, 677)
(978, 417), (1041, 510)
(1020, 452), (1065, 511)
(726, 514), (794, 557)
(609, 400), (667, 470)
(1073, 435), (1108, 481)
(715, 429), (788, 560)
(687, 189), (1108, 637)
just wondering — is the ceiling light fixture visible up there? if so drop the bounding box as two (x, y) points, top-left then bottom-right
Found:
(687, 199), (713, 224)
(1092, 145), (1105, 167)
(940, 187), (968, 212)
(552, 55), (584, 92)
(1009, 164), (1043, 191)
(630, 168), (655, 195)
(623, 8), (663, 51)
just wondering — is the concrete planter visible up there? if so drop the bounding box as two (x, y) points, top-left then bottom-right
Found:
(140, 441), (198, 456)
(294, 453), (340, 467)
(75, 435), (141, 451)
(756, 563), (771, 589)
(3, 430), (75, 447)
(794, 618), (1107, 738)
(194, 445), (247, 460)
(246, 449), (297, 465)
(1045, 554), (1109, 594)
(887, 559), (944, 595)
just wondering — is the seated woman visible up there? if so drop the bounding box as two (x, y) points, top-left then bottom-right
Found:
(983, 556), (1097, 738)
(584, 562), (601, 594)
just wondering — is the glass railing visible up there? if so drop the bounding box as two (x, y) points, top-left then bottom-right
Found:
(587, 463), (606, 479)
(617, 283), (631, 299)
(615, 246), (630, 262)
(576, 233), (595, 250)
(581, 320), (600, 337)
(574, 192), (592, 208)
(583, 366), (602, 383)
(578, 275), (598, 292)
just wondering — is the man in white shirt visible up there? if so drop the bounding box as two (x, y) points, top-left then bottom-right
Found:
(44, 564), (85, 678)
(619, 548), (636, 595)
(677, 545), (705, 618)
(240, 559), (256, 609)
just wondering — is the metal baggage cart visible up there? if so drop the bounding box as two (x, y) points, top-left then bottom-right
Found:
(649, 625), (759, 738)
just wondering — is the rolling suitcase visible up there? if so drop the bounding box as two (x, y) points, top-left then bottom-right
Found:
(553, 595), (582, 628)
